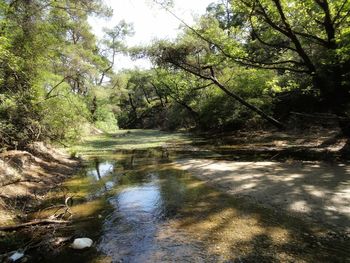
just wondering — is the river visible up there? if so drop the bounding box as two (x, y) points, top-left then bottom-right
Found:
(1, 130), (349, 262)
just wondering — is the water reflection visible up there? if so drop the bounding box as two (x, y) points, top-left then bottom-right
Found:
(4, 147), (347, 262)
(99, 180), (163, 261)
(88, 158), (115, 180)
(85, 151), (208, 262)
(96, 164), (213, 262)
(105, 181), (115, 190)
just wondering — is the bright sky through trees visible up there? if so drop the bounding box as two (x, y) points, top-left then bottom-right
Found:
(89, 0), (214, 70)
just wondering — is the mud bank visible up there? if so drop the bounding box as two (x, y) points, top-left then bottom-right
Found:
(0, 142), (79, 225)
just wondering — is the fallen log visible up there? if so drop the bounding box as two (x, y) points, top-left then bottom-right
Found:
(0, 219), (69, 231)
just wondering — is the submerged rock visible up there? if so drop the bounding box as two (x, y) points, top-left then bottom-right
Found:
(71, 238), (93, 249)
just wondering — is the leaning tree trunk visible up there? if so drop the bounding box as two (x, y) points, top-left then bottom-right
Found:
(314, 66), (350, 136)
(210, 77), (285, 130)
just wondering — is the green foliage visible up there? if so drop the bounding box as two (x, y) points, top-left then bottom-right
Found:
(115, 63), (278, 131)
(140, 0), (350, 131)
(1, 0), (349, 148)
(40, 88), (91, 143)
(94, 105), (118, 133)
(0, 0), (122, 149)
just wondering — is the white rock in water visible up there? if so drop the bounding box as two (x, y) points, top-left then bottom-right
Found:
(105, 181), (114, 190)
(9, 251), (24, 262)
(71, 238), (93, 249)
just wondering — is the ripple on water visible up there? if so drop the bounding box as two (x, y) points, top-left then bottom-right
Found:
(99, 181), (163, 261)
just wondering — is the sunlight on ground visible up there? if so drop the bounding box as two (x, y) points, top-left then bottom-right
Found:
(174, 159), (350, 233)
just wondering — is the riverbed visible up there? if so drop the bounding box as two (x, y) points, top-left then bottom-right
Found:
(1, 130), (349, 262)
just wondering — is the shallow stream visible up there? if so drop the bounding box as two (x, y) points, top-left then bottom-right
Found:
(1, 143), (349, 262)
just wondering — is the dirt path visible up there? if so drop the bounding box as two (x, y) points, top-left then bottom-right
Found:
(174, 159), (350, 233)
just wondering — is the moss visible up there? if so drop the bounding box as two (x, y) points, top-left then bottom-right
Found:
(71, 129), (191, 157)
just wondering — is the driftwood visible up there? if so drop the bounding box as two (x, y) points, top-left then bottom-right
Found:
(0, 219), (69, 231)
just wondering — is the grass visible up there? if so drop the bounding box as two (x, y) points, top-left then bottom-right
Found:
(71, 129), (192, 157)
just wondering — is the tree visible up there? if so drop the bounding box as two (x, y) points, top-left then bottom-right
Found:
(206, 0), (245, 35)
(152, 69), (203, 122)
(0, 0), (112, 148)
(98, 20), (134, 85)
(151, 0), (350, 132)
(235, 0), (350, 117)
(147, 35), (285, 129)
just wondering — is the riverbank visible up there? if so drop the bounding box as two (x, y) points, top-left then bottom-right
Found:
(174, 159), (350, 234)
(191, 127), (349, 161)
(0, 142), (79, 226)
(172, 128), (350, 233)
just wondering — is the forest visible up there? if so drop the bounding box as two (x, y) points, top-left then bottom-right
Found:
(0, 0), (349, 149)
(0, 0), (350, 262)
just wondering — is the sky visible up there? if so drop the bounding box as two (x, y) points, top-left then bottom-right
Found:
(89, 0), (214, 71)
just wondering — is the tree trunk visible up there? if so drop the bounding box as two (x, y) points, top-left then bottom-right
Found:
(211, 77), (285, 130)
(314, 65), (350, 136)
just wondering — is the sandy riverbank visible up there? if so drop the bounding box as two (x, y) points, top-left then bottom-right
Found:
(174, 159), (350, 233)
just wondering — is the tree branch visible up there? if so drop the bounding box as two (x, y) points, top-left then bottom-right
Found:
(271, 0), (316, 72)
(333, 0), (348, 24)
(314, 0), (336, 48)
(167, 60), (284, 129)
(249, 14), (298, 52)
(45, 76), (70, 99)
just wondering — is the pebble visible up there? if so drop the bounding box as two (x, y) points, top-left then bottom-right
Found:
(71, 238), (93, 249)
(9, 251), (24, 262)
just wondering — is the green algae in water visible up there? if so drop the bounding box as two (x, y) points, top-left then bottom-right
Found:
(71, 129), (192, 157)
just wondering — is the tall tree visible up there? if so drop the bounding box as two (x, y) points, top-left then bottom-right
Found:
(152, 0), (350, 131)
(98, 20), (134, 85)
(0, 0), (111, 148)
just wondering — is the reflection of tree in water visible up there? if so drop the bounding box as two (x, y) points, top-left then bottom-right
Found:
(161, 147), (169, 160)
(92, 158), (123, 191)
(93, 158), (107, 191)
(94, 158), (102, 180)
(115, 150), (136, 169)
(130, 149), (135, 168)
(157, 170), (188, 219)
